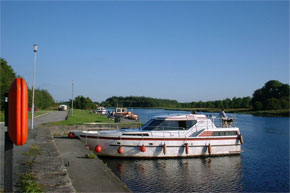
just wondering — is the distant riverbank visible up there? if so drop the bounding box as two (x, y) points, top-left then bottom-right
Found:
(163, 107), (290, 117)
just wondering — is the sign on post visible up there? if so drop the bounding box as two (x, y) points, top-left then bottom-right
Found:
(8, 78), (28, 146)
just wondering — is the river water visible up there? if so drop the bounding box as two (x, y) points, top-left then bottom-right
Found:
(102, 109), (289, 192)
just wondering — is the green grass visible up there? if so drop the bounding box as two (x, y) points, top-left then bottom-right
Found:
(18, 173), (44, 193)
(46, 109), (114, 126)
(0, 110), (50, 122)
(86, 152), (97, 159)
(23, 144), (42, 157)
(249, 109), (290, 117)
(0, 112), (3, 122)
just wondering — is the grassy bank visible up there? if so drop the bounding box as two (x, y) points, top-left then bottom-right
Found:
(0, 112), (4, 122)
(249, 109), (289, 117)
(0, 110), (51, 122)
(46, 109), (115, 126)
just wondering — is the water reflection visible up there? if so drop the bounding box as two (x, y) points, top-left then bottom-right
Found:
(102, 156), (243, 192)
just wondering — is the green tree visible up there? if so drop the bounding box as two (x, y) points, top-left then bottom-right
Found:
(251, 80), (290, 110)
(0, 58), (16, 111)
(28, 89), (55, 109)
(73, 96), (95, 110)
(241, 97), (251, 108)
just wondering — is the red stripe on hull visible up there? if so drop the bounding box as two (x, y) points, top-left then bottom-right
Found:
(80, 135), (238, 141)
(199, 131), (214, 136)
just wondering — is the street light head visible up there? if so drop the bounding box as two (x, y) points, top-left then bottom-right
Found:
(33, 44), (38, 52)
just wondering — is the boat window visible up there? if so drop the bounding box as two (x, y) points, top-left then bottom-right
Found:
(122, 133), (149, 136)
(142, 120), (197, 131)
(212, 131), (237, 136)
(186, 120), (197, 129)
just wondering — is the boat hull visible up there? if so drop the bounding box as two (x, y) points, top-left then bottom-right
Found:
(79, 135), (241, 158)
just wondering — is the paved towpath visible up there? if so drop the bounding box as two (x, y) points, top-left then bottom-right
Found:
(55, 137), (130, 192)
(0, 111), (67, 191)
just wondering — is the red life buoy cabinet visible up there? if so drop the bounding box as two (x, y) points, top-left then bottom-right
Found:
(8, 78), (28, 146)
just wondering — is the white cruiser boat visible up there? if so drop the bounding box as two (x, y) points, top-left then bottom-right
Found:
(69, 114), (243, 158)
(97, 106), (106, 115)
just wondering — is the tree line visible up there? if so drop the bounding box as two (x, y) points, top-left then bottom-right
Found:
(179, 97), (251, 109)
(100, 96), (251, 109)
(99, 80), (289, 111)
(101, 96), (179, 108)
(0, 58), (55, 110)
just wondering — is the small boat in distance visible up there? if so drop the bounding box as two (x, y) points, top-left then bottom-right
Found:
(97, 106), (106, 115)
(115, 107), (139, 120)
(69, 113), (243, 158)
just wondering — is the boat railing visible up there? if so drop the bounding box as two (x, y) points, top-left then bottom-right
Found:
(209, 115), (238, 128)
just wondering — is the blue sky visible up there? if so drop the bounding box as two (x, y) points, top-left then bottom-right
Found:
(1, 1), (289, 103)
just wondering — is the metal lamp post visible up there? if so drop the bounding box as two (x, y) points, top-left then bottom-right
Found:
(72, 80), (74, 116)
(31, 44), (38, 130)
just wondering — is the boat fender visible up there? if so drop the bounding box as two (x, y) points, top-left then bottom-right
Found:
(118, 146), (124, 154)
(140, 145), (146, 152)
(95, 145), (102, 153)
(208, 144), (212, 155)
(239, 134), (244, 144)
(68, 132), (75, 139)
(185, 143), (189, 154)
(163, 144), (167, 155)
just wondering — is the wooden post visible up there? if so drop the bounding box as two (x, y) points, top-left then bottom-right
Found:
(4, 93), (13, 192)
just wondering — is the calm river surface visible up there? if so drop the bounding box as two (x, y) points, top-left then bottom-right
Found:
(102, 109), (289, 192)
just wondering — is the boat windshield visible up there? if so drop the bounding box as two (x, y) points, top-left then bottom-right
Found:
(141, 120), (197, 131)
